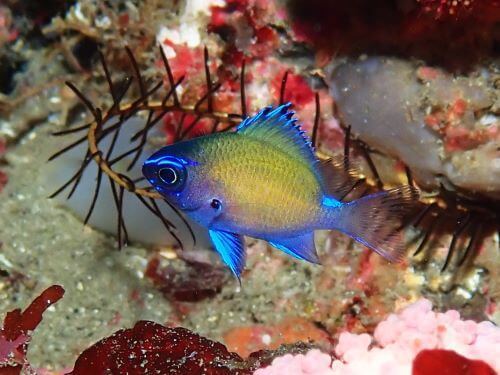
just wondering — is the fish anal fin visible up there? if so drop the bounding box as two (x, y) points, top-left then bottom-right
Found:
(269, 232), (320, 264)
(208, 229), (245, 280)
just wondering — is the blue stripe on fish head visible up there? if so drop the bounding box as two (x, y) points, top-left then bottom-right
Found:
(142, 141), (225, 228)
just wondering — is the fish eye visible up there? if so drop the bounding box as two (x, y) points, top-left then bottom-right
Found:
(158, 167), (178, 185)
(211, 199), (222, 211)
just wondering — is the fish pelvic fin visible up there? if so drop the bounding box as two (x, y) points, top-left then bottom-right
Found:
(208, 229), (245, 282)
(269, 232), (321, 264)
(326, 186), (420, 262)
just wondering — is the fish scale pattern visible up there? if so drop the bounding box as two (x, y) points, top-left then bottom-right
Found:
(196, 133), (321, 235)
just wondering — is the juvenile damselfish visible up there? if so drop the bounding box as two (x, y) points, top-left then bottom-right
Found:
(143, 104), (419, 279)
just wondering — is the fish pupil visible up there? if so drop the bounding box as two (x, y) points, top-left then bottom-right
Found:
(211, 199), (222, 210)
(158, 167), (177, 185)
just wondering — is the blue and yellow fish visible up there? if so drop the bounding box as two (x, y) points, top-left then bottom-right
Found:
(143, 104), (418, 279)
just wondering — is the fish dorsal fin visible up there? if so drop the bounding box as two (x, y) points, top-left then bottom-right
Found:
(317, 155), (362, 201)
(236, 103), (317, 165)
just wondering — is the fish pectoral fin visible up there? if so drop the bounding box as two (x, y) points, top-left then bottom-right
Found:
(208, 229), (246, 280)
(269, 233), (321, 264)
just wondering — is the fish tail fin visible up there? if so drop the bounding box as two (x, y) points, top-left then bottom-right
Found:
(329, 186), (420, 262)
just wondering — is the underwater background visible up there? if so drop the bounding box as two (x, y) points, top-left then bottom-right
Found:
(0, 0), (498, 373)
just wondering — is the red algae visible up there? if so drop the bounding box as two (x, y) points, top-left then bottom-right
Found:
(270, 71), (315, 108)
(0, 285), (64, 374)
(2, 283), (298, 373)
(2, 285), (64, 342)
(158, 43), (206, 81)
(413, 349), (496, 375)
(145, 254), (229, 302)
(162, 111), (214, 143)
(417, 0), (481, 20)
(287, 0), (499, 69)
(0, 172), (7, 194)
(70, 321), (248, 374)
(423, 97), (495, 153)
(69, 320), (318, 373)
(209, 0), (279, 62)
(0, 6), (18, 47)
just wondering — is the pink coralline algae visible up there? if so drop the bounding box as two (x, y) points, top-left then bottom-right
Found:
(254, 299), (499, 375)
(254, 350), (333, 375)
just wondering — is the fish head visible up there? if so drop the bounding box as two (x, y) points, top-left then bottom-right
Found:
(142, 142), (225, 227)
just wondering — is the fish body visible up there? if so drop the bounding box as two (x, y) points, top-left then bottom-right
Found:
(172, 132), (323, 237)
(143, 104), (418, 279)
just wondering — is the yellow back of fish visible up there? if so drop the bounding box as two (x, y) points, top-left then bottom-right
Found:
(196, 133), (322, 233)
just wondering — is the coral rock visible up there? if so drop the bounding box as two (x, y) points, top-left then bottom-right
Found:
(224, 317), (332, 358)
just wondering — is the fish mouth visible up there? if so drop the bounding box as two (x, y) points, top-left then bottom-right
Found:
(142, 162), (156, 185)
(178, 204), (202, 212)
